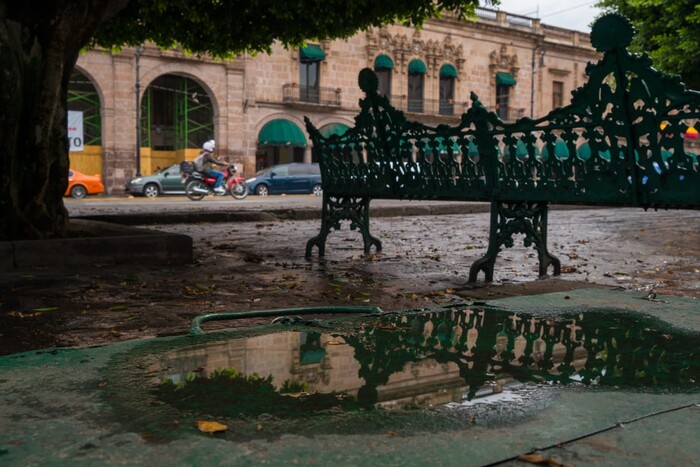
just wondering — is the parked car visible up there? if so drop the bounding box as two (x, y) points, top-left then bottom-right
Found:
(65, 169), (104, 199)
(246, 163), (322, 196)
(125, 163), (184, 198)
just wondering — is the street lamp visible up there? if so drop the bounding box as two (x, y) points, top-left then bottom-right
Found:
(135, 46), (143, 176)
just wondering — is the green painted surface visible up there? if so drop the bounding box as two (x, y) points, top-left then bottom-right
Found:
(1, 289), (699, 465)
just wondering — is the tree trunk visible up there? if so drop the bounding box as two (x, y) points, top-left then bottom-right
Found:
(0, 1), (129, 241)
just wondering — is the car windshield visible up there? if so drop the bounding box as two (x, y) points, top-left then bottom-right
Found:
(254, 167), (272, 176)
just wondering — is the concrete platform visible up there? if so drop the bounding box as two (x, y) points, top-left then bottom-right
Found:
(1, 219), (193, 270)
(1, 288), (698, 466)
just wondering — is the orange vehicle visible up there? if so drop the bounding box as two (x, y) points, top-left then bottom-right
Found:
(65, 169), (104, 199)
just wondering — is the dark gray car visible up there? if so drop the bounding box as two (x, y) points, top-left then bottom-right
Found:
(125, 163), (185, 198)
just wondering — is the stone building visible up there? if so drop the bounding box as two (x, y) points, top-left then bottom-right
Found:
(69, 7), (598, 194)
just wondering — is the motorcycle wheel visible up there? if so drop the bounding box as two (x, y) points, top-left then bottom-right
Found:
(230, 181), (249, 200)
(185, 179), (207, 201)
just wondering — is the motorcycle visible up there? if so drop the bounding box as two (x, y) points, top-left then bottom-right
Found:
(181, 164), (249, 201)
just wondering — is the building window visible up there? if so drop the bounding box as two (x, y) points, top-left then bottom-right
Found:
(496, 84), (510, 121)
(299, 45), (325, 104)
(407, 59), (426, 113)
(439, 64), (458, 116)
(300, 60), (320, 103)
(374, 54), (394, 98)
(376, 68), (392, 98)
(552, 81), (564, 109)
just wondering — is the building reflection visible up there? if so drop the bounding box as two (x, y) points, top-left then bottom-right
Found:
(155, 307), (700, 408)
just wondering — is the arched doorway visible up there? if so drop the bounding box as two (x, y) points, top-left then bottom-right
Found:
(68, 69), (102, 176)
(140, 74), (214, 174)
(256, 119), (307, 171)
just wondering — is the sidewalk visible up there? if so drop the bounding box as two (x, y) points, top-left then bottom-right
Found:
(4, 199), (492, 270)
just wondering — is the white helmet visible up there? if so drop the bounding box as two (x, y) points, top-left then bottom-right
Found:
(203, 140), (216, 152)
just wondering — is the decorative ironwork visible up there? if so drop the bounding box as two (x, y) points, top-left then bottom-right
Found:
(305, 14), (700, 281)
(305, 194), (381, 257)
(342, 306), (700, 401)
(469, 201), (560, 282)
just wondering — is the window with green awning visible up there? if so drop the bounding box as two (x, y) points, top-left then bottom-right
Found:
(440, 64), (458, 78)
(258, 119), (307, 147)
(300, 44), (325, 61)
(496, 72), (517, 86)
(408, 59), (427, 74)
(374, 54), (394, 69)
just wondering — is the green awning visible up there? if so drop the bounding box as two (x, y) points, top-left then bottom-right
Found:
(319, 123), (349, 138)
(440, 64), (458, 78)
(300, 44), (325, 61)
(374, 54), (394, 69)
(496, 72), (516, 86)
(258, 119), (307, 147)
(408, 59), (427, 74)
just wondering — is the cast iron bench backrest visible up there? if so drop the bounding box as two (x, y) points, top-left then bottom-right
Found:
(304, 14), (700, 281)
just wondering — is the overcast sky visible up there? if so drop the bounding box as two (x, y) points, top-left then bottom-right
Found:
(490, 0), (604, 32)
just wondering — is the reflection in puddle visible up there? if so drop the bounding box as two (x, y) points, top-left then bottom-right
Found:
(153, 307), (700, 420)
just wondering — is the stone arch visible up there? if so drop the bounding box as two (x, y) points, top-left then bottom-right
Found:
(255, 113), (309, 169)
(68, 65), (106, 177)
(138, 65), (221, 172)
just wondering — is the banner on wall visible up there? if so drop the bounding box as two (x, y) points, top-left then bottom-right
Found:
(68, 110), (84, 152)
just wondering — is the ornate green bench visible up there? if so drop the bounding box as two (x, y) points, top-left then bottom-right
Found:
(304, 14), (700, 282)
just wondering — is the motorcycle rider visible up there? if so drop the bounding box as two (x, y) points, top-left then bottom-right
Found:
(194, 140), (227, 194)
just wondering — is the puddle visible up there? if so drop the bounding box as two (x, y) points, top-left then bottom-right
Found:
(106, 306), (700, 440)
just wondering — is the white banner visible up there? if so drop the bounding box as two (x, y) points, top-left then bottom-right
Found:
(68, 110), (84, 152)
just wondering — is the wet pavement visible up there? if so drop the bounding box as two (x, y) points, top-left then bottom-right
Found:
(1, 201), (699, 464)
(1, 288), (699, 465)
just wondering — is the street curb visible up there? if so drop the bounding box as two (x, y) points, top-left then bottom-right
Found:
(72, 202), (494, 226)
(3, 220), (193, 270)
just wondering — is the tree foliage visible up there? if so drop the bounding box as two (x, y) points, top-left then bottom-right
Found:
(94, 0), (493, 57)
(596, 0), (700, 89)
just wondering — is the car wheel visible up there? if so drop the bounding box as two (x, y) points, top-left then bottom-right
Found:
(311, 184), (323, 196)
(70, 185), (87, 199)
(255, 184), (269, 196)
(143, 183), (160, 198)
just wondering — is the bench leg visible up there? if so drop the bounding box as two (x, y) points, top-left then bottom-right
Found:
(535, 203), (561, 278)
(469, 201), (560, 282)
(305, 194), (381, 257)
(469, 203), (501, 282)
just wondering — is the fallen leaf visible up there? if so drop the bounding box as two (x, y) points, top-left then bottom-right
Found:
(109, 305), (128, 311)
(196, 420), (228, 433)
(516, 453), (564, 466)
(32, 307), (58, 312)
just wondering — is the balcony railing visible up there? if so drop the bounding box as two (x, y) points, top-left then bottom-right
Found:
(389, 96), (468, 116)
(282, 84), (342, 107)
